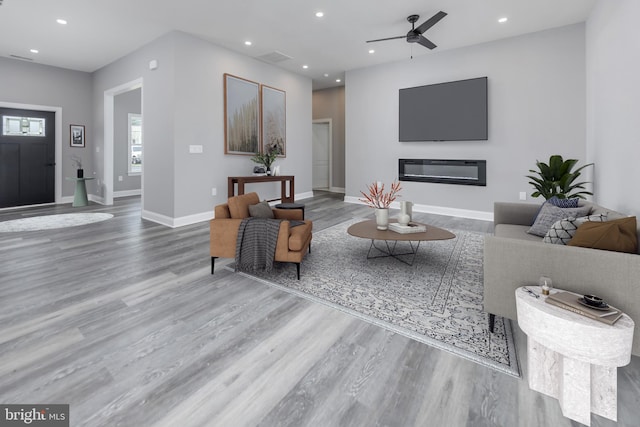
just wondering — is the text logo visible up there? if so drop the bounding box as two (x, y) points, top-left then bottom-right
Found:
(1, 405), (69, 427)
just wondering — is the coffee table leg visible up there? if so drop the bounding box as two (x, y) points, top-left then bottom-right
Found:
(366, 240), (421, 265)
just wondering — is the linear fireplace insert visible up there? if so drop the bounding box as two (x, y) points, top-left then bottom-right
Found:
(399, 159), (486, 186)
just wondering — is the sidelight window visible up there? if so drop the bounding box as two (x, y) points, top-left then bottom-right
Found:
(2, 116), (45, 136)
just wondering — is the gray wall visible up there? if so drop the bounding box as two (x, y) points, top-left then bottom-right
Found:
(92, 31), (312, 223)
(345, 24), (587, 217)
(312, 86), (345, 190)
(114, 88), (142, 192)
(586, 0), (640, 216)
(0, 57), (92, 198)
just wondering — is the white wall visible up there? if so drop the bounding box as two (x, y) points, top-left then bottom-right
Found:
(586, 0), (640, 216)
(345, 24), (587, 217)
(92, 31), (312, 225)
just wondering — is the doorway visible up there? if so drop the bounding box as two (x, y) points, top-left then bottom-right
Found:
(0, 108), (55, 208)
(312, 119), (332, 190)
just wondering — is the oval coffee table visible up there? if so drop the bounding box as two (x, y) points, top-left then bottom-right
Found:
(347, 219), (455, 265)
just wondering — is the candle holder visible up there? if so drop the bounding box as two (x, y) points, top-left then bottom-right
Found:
(539, 276), (553, 295)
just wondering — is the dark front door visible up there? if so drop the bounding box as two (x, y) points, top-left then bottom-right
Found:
(0, 108), (55, 208)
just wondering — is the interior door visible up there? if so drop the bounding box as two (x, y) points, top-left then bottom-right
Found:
(312, 122), (330, 190)
(0, 108), (55, 208)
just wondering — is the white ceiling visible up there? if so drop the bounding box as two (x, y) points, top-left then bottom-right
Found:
(0, 0), (596, 90)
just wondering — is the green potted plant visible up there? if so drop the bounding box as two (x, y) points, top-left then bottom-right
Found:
(526, 155), (593, 200)
(251, 149), (278, 175)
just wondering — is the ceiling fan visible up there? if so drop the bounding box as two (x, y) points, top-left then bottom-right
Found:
(366, 11), (447, 50)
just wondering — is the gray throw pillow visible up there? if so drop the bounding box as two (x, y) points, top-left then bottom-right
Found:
(543, 214), (608, 245)
(527, 203), (590, 237)
(248, 201), (274, 219)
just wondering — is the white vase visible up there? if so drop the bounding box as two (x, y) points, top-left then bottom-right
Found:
(375, 208), (389, 230)
(400, 201), (413, 221)
(398, 213), (410, 226)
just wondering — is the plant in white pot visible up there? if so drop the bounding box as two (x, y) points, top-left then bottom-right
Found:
(359, 181), (402, 230)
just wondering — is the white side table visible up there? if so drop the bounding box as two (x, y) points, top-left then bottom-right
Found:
(516, 286), (634, 426)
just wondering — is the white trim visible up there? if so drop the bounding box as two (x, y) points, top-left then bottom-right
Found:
(142, 209), (213, 228)
(0, 101), (63, 204)
(114, 189), (142, 198)
(344, 196), (493, 222)
(88, 194), (106, 205)
(295, 191), (315, 201)
(0, 202), (55, 212)
(104, 78), (143, 207)
(312, 118), (332, 190)
(329, 186), (345, 193)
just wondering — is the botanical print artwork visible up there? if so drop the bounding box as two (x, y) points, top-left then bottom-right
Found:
(261, 85), (286, 156)
(224, 74), (260, 155)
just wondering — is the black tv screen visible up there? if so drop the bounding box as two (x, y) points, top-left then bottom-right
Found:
(399, 77), (488, 141)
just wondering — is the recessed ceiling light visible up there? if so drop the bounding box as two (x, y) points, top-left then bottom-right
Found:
(324, 73), (329, 77)
(30, 49), (39, 54)
(302, 65), (309, 69)
(368, 49), (375, 54)
(56, 18), (68, 25)
(315, 12), (324, 18)
(498, 17), (508, 23)
(244, 41), (252, 46)
(336, 79), (341, 83)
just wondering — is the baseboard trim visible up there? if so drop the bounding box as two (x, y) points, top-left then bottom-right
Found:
(114, 189), (141, 198)
(296, 191), (314, 201)
(142, 209), (213, 228)
(344, 196), (493, 222)
(329, 186), (346, 193)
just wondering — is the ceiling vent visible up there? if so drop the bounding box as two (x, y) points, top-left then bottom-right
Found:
(256, 51), (293, 64)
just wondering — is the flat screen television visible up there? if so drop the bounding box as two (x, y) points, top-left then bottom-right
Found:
(399, 77), (488, 141)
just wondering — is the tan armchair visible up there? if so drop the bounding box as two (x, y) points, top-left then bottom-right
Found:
(210, 192), (312, 279)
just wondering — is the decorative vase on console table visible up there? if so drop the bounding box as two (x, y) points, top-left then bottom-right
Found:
(375, 208), (389, 230)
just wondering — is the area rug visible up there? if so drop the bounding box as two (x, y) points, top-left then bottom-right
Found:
(0, 213), (114, 232)
(229, 218), (520, 377)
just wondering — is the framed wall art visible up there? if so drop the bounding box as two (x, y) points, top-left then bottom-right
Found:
(261, 84), (286, 156)
(224, 74), (260, 155)
(70, 124), (85, 147)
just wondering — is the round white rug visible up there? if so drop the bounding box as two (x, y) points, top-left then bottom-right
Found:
(0, 213), (114, 232)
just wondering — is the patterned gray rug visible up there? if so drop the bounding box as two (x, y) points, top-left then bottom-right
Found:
(230, 218), (520, 377)
(0, 213), (114, 232)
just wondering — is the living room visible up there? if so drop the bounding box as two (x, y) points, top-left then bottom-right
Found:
(1, 1), (639, 426)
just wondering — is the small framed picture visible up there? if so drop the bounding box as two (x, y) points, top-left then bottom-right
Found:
(70, 124), (85, 147)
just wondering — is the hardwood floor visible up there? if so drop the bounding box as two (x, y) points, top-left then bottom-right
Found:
(1, 192), (638, 427)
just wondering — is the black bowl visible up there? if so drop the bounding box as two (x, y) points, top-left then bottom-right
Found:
(583, 294), (604, 307)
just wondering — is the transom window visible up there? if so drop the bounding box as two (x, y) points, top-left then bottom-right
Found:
(2, 116), (45, 137)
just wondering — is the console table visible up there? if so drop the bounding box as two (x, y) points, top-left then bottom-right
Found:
(227, 175), (295, 203)
(516, 286), (634, 426)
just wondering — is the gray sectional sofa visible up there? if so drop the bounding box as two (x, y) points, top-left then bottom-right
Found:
(484, 200), (640, 356)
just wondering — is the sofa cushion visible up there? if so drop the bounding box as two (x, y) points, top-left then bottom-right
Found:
(495, 224), (543, 242)
(547, 196), (580, 208)
(568, 216), (638, 254)
(543, 214), (608, 245)
(248, 201), (274, 219)
(527, 203), (590, 237)
(228, 192), (261, 219)
(288, 221), (312, 251)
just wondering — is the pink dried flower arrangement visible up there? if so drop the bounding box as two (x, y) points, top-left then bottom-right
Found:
(359, 181), (402, 209)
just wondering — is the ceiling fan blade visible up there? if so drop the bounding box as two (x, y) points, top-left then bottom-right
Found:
(366, 35), (405, 43)
(417, 35), (437, 50)
(415, 11), (447, 35)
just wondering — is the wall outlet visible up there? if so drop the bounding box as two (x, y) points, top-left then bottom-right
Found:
(519, 192), (527, 201)
(118, 175), (123, 182)
(211, 187), (217, 196)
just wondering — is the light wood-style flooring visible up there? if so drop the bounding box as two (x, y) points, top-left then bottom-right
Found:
(1, 192), (638, 427)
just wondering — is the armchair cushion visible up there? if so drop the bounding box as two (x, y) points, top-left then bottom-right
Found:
(228, 192), (260, 219)
(248, 201), (275, 219)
